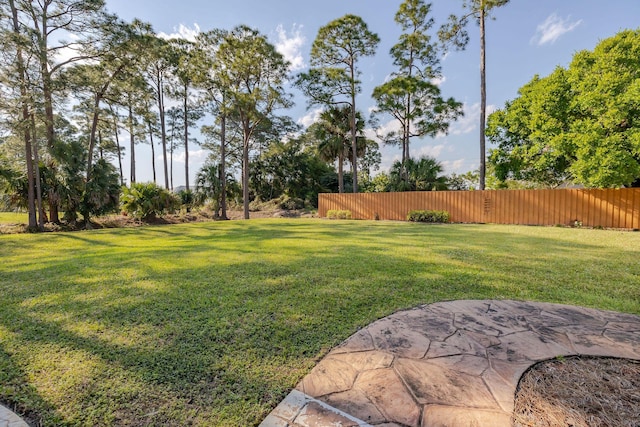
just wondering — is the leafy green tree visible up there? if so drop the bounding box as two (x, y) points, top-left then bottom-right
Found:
(447, 170), (479, 190)
(10, 0), (110, 151)
(144, 35), (177, 190)
(296, 15), (379, 193)
(312, 106), (360, 193)
(101, 102), (124, 185)
(250, 136), (335, 207)
(37, 117), (82, 224)
(195, 161), (239, 218)
(200, 109), (249, 218)
(122, 78), (150, 185)
(214, 25), (292, 219)
(439, 0), (511, 190)
(358, 138), (382, 184)
(0, 145), (29, 211)
(64, 19), (149, 183)
(372, 0), (462, 178)
(566, 30), (640, 187)
(487, 29), (640, 188)
(486, 69), (573, 187)
(81, 158), (120, 222)
(168, 38), (206, 191)
(388, 155), (447, 191)
(196, 29), (234, 220)
(360, 172), (391, 193)
(3, 0), (37, 228)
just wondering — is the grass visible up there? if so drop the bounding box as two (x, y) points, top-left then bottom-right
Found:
(0, 212), (27, 224)
(0, 219), (638, 426)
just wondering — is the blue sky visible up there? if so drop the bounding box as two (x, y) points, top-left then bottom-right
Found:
(104, 0), (640, 187)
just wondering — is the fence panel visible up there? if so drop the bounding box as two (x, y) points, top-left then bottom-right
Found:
(318, 188), (640, 229)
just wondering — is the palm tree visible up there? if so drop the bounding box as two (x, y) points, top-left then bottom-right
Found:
(314, 106), (368, 193)
(195, 162), (237, 219)
(389, 155), (447, 191)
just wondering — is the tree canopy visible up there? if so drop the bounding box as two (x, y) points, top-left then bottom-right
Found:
(487, 29), (640, 188)
(372, 0), (462, 179)
(295, 14), (379, 193)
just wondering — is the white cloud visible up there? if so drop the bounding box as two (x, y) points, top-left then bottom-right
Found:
(170, 149), (208, 164)
(531, 13), (582, 46)
(431, 76), (446, 86)
(274, 24), (306, 72)
(378, 150), (402, 173)
(450, 102), (496, 135)
(53, 33), (94, 66)
(415, 144), (446, 158)
(159, 23), (201, 42)
(297, 107), (324, 128)
(442, 158), (466, 172)
(371, 118), (402, 140)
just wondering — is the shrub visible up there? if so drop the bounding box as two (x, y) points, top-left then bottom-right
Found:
(178, 189), (195, 213)
(407, 210), (450, 223)
(326, 209), (352, 220)
(277, 195), (305, 211)
(121, 183), (179, 220)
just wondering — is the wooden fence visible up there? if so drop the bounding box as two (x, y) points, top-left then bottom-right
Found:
(319, 188), (640, 229)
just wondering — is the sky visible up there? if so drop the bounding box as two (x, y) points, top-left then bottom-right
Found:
(103, 0), (640, 188)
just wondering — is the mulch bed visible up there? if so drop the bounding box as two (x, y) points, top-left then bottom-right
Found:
(513, 356), (640, 427)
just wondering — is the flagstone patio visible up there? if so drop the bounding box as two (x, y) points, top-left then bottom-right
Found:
(260, 299), (640, 427)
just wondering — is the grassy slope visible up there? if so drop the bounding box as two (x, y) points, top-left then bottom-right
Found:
(0, 219), (638, 426)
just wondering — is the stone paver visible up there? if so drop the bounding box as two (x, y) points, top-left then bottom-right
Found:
(0, 404), (29, 427)
(260, 300), (640, 427)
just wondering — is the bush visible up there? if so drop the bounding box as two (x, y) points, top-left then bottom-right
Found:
(326, 209), (352, 220)
(178, 189), (195, 212)
(121, 183), (179, 220)
(407, 210), (450, 223)
(277, 195), (305, 210)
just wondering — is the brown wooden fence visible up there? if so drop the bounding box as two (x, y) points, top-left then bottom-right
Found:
(319, 188), (640, 229)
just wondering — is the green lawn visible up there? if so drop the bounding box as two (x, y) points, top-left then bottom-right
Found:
(0, 212), (27, 224)
(0, 219), (638, 426)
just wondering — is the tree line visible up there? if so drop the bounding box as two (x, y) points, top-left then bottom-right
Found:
(5, 0), (634, 230)
(1, 0), (491, 229)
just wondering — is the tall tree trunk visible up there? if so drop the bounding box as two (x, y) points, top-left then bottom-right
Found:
(35, 6), (55, 150)
(31, 114), (46, 228)
(87, 67), (123, 182)
(170, 140), (174, 191)
(23, 122), (36, 230)
(220, 111), (228, 219)
(183, 86), (190, 191)
(350, 61), (358, 193)
(87, 96), (102, 181)
(338, 154), (344, 194)
(112, 112), (124, 185)
(158, 71), (170, 190)
(242, 121), (250, 220)
(48, 173), (60, 224)
(128, 103), (136, 183)
(148, 122), (157, 184)
(404, 45), (414, 182)
(9, 0), (36, 229)
(479, 5), (487, 190)
(99, 131), (103, 159)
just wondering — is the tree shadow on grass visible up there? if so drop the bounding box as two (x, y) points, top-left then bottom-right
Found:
(0, 342), (65, 426)
(0, 221), (638, 425)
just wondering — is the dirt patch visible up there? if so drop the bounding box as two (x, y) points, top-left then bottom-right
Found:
(513, 356), (640, 427)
